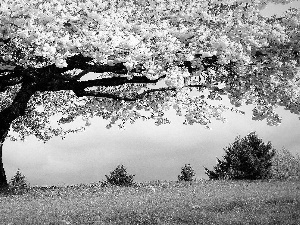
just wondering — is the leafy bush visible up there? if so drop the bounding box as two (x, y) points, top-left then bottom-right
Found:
(178, 164), (195, 181)
(9, 169), (29, 194)
(104, 165), (135, 187)
(271, 148), (300, 180)
(205, 132), (276, 180)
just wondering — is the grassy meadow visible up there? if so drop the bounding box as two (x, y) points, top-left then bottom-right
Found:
(0, 180), (299, 224)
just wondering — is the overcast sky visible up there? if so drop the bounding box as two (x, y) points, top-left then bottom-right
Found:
(3, 1), (300, 186)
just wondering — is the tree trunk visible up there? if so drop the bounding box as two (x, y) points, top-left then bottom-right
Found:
(0, 127), (9, 189)
(0, 82), (37, 188)
(0, 142), (8, 188)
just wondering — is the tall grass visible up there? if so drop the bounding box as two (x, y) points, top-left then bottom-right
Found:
(0, 180), (299, 224)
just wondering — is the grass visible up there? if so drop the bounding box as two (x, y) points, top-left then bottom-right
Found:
(0, 180), (299, 224)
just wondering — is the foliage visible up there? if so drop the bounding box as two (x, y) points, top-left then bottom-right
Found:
(178, 164), (195, 181)
(271, 148), (300, 180)
(205, 132), (276, 180)
(103, 164), (135, 187)
(0, 0), (300, 144)
(8, 169), (29, 194)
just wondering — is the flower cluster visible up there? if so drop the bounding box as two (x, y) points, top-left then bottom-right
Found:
(1, 0), (300, 137)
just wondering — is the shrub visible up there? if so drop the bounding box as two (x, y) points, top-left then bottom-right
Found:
(104, 164), (135, 187)
(271, 148), (300, 180)
(205, 132), (276, 180)
(9, 169), (29, 194)
(178, 164), (195, 181)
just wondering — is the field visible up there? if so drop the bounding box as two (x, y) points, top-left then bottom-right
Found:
(0, 180), (299, 224)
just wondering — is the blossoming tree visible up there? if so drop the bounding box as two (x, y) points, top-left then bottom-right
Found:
(0, 0), (299, 187)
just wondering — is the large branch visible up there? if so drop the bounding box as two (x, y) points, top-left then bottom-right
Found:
(33, 53), (223, 98)
(39, 74), (167, 93)
(75, 75), (165, 88)
(0, 68), (25, 92)
(61, 54), (145, 75)
(73, 83), (214, 102)
(74, 87), (177, 101)
(0, 52), (232, 100)
(0, 67), (23, 81)
(0, 81), (37, 126)
(0, 38), (11, 45)
(33, 54), (145, 82)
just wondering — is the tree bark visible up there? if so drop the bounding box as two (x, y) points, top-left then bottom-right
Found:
(0, 142), (8, 188)
(0, 126), (9, 188)
(0, 82), (37, 188)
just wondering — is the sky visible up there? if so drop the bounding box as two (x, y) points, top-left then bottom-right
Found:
(3, 1), (300, 186)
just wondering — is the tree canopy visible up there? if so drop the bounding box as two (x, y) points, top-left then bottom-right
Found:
(0, 0), (300, 141)
(205, 132), (276, 180)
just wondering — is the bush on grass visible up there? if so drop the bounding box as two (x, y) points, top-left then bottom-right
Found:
(205, 132), (276, 180)
(8, 169), (30, 194)
(103, 164), (135, 187)
(178, 164), (195, 182)
(271, 148), (300, 180)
